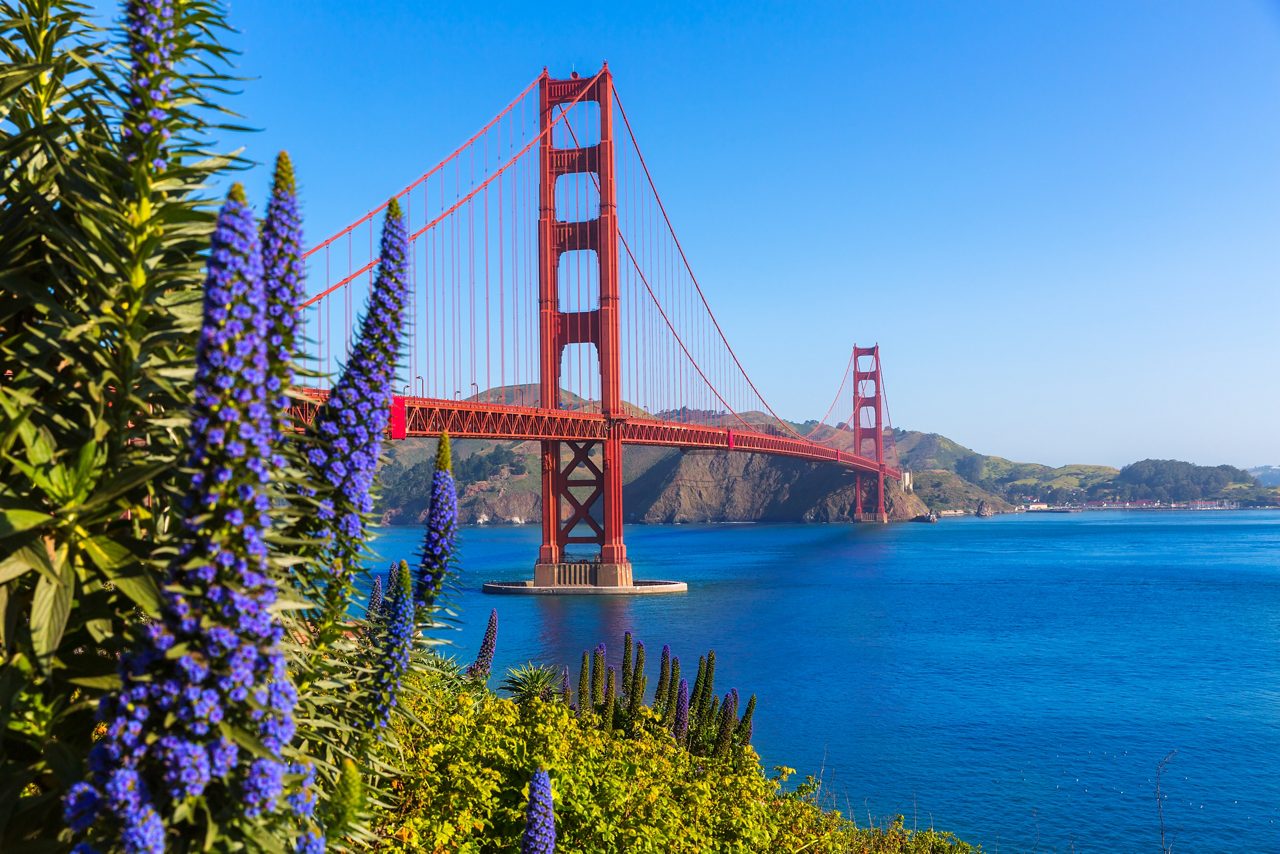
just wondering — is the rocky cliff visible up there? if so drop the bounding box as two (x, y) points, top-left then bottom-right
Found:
(378, 439), (927, 525)
(624, 449), (926, 523)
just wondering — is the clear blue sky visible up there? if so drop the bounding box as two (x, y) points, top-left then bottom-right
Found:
(129, 1), (1280, 467)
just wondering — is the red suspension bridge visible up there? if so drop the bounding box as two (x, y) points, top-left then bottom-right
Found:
(294, 66), (901, 590)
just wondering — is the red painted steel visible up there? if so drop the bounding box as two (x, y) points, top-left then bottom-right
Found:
(288, 390), (901, 479)
(852, 344), (888, 523)
(537, 68), (626, 566)
(293, 67), (908, 585)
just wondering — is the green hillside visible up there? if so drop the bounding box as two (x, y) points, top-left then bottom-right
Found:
(892, 430), (1275, 512)
(373, 423), (1276, 525)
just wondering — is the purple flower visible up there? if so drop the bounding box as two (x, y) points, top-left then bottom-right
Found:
(63, 782), (100, 833)
(366, 574), (384, 625)
(306, 200), (409, 627)
(370, 561), (414, 730)
(416, 434), (457, 609)
(286, 763), (318, 819)
(261, 152), (304, 433)
(521, 769), (556, 854)
(465, 608), (498, 680)
(67, 186), (300, 847)
(674, 679), (690, 744)
(120, 805), (164, 854)
(123, 0), (176, 172)
(296, 829), (326, 853)
(242, 758), (285, 818)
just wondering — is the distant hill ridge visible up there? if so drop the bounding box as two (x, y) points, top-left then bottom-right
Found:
(1249, 465), (1280, 487)
(890, 430), (1274, 512)
(373, 400), (1277, 523)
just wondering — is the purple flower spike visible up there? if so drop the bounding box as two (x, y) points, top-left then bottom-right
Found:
(416, 433), (457, 610)
(521, 769), (556, 854)
(261, 152), (305, 436)
(674, 679), (690, 744)
(465, 609), (498, 680)
(366, 575), (383, 624)
(66, 185), (299, 848)
(123, 0), (176, 171)
(370, 561), (414, 730)
(308, 199), (409, 625)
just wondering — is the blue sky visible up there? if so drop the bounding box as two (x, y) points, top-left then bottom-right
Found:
(138, 1), (1280, 467)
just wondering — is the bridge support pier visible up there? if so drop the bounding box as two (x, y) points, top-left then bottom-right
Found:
(853, 472), (888, 524)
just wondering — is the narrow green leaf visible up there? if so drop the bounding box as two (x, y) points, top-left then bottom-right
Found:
(0, 506), (52, 539)
(30, 562), (74, 673)
(81, 535), (134, 573)
(0, 543), (55, 584)
(108, 566), (164, 616)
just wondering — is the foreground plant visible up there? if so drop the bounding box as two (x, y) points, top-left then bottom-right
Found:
(303, 198), (409, 643)
(416, 433), (457, 614)
(369, 561), (414, 731)
(67, 185), (307, 850)
(501, 664), (561, 705)
(378, 671), (977, 853)
(521, 769), (556, 854)
(0, 0), (237, 842)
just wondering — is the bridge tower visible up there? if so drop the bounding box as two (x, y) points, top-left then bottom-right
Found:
(852, 344), (888, 523)
(534, 67), (633, 587)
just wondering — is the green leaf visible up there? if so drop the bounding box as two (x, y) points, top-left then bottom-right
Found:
(109, 567), (164, 615)
(81, 535), (134, 573)
(0, 505), (52, 539)
(30, 561), (74, 674)
(70, 461), (169, 515)
(0, 543), (55, 584)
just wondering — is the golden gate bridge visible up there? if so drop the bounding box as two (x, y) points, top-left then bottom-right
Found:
(293, 66), (900, 591)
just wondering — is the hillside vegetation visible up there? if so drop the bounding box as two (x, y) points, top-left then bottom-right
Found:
(375, 428), (1276, 524)
(1248, 465), (1280, 487)
(894, 431), (1277, 512)
(377, 642), (978, 853)
(377, 438), (928, 524)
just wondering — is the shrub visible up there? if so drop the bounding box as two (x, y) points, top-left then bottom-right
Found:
(377, 671), (977, 853)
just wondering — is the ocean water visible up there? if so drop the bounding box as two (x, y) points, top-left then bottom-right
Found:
(364, 511), (1280, 853)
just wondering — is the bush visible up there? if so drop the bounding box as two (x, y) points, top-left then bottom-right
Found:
(377, 670), (978, 853)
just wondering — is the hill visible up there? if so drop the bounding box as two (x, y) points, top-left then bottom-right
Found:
(891, 430), (1118, 512)
(1249, 465), (1280, 487)
(377, 438), (927, 525)
(892, 432), (1276, 511)
(373, 415), (1277, 525)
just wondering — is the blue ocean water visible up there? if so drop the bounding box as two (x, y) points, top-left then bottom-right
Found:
(364, 511), (1280, 853)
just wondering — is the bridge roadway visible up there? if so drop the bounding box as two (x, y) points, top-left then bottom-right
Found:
(290, 388), (900, 479)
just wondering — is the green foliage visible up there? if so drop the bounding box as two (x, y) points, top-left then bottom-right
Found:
(713, 692), (738, 758)
(601, 667), (616, 733)
(661, 657), (680, 725)
(620, 631), (633, 701)
(500, 663), (560, 705)
(590, 645), (605, 708)
(1106, 458), (1257, 502)
(321, 758), (364, 839)
(0, 0), (240, 843)
(434, 430), (452, 472)
(377, 672), (977, 853)
(897, 429), (1272, 509)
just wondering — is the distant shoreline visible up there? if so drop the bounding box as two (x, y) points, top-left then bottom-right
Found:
(371, 505), (1280, 531)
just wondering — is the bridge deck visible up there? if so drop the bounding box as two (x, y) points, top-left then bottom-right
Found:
(291, 389), (899, 478)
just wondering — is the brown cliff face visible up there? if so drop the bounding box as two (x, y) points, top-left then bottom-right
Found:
(380, 439), (927, 525)
(622, 450), (927, 523)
